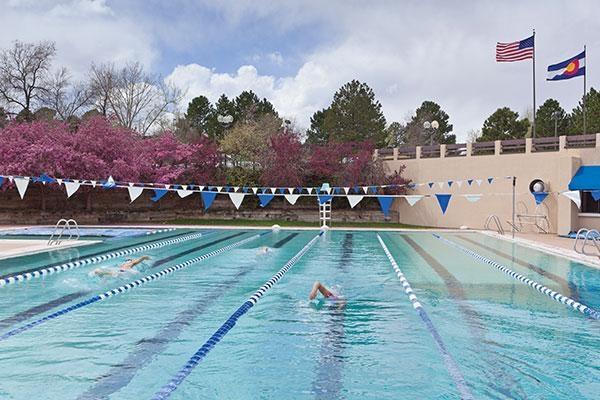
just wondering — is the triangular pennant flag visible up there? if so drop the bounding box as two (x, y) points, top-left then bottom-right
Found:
(487, 177), (494, 184)
(464, 194), (482, 203)
(475, 179), (483, 186)
(228, 193), (245, 210)
(284, 194), (301, 205)
(278, 188), (286, 194)
(270, 187), (277, 194)
(258, 194), (275, 207)
(233, 186), (239, 192)
(346, 195), (363, 208)
(307, 187), (314, 194)
(201, 191), (217, 210)
(592, 190), (600, 201)
(532, 192), (549, 205)
(456, 180), (463, 188)
(251, 187), (258, 194)
(428, 182), (434, 188)
(318, 194), (333, 204)
(404, 195), (424, 206)
(14, 177), (30, 199)
(287, 187), (295, 194)
(165, 184), (171, 190)
(64, 180), (81, 198)
(39, 174), (55, 184)
(177, 189), (193, 198)
(561, 190), (581, 209)
(199, 186), (205, 191)
(56, 178), (63, 185)
(407, 183), (417, 190)
(343, 187), (350, 194)
(369, 186), (378, 194)
(91, 180), (97, 188)
(435, 194), (452, 214)
(447, 180), (453, 188)
(333, 187), (341, 194)
(467, 179), (473, 186)
(242, 187), (249, 193)
(438, 182), (444, 189)
(216, 186), (223, 192)
(151, 189), (168, 202)
(0, 176), (4, 187)
(8, 176), (14, 183)
(362, 186), (369, 194)
(377, 196), (394, 217)
(127, 186), (144, 203)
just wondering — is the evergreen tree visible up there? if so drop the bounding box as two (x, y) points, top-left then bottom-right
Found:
(185, 95), (215, 136)
(321, 80), (387, 146)
(570, 87), (600, 135)
(233, 90), (278, 123)
(305, 108), (329, 144)
(535, 99), (569, 137)
(403, 101), (455, 145)
(384, 121), (407, 147)
(212, 94), (236, 141)
(479, 107), (529, 141)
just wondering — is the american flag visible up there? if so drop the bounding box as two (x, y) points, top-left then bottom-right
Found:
(496, 35), (534, 62)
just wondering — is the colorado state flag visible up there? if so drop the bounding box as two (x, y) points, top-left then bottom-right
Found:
(547, 50), (585, 81)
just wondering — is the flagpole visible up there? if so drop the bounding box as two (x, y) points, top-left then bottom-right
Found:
(583, 44), (587, 135)
(532, 29), (536, 139)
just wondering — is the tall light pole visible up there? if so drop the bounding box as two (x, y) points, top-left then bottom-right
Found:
(551, 111), (560, 138)
(423, 120), (439, 146)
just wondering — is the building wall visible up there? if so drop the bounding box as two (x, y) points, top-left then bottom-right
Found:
(382, 135), (600, 234)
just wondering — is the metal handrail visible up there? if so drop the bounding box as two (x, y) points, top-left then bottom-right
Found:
(573, 228), (588, 253)
(47, 218), (80, 246)
(581, 229), (600, 258)
(484, 215), (504, 235)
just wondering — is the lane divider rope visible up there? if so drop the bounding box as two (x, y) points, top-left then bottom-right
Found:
(151, 231), (324, 400)
(433, 233), (600, 320)
(0, 231), (269, 341)
(377, 234), (474, 400)
(0, 231), (211, 287)
(147, 228), (177, 235)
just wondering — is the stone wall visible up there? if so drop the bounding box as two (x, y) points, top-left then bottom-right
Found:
(0, 185), (395, 225)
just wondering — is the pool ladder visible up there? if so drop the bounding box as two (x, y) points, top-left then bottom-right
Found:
(484, 214), (504, 235)
(573, 228), (600, 258)
(319, 200), (332, 228)
(48, 218), (80, 246)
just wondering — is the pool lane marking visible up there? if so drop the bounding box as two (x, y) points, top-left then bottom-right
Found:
(456, 234), (580, 301)
(77, 259), (263, 400)
(433, 234), (600, 320)
(377, 235), (474, 400)
(0, 230), (190, 282)
(0, 232), (269, 342)
(0, 231), (208, 287)
(151, 231), (324, 400)
(272, 232), (299, 248)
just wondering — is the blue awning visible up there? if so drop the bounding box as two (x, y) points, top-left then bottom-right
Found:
(569, 165), (600, 190)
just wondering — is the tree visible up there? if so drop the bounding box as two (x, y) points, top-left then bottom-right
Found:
(384, 121), (407, 147)
(305, 108), (329, 145)
(0, 40), (56, 113)
(212, 94), (236, 140)
(403, 101), (455, 145)
(0, 107), (8, 128)
(321, 80), (387, 146)
(185, 95), (215, 137)
(41, 68), (92, 120)
(479, 107), (529, 141)
(534, 99), (569, 137)
(570, 87), (600, 135)
(260, 131), (306, 186)
(233, 90), (278, 123)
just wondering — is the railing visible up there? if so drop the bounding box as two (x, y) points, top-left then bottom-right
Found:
(379, 133), (600, 161)
(484, 215), (505, 235)
(574, 228), (600, 258)
(48, 218), (80, 246)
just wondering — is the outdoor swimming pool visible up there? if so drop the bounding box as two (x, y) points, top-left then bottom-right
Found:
(0, 228), (598, 399)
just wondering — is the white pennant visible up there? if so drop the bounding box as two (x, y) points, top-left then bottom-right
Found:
(228, 193), (246, 209)
(284, 194), (301, 205)
(561, 190), (581, 209)
(404, 195), (424, 206)
(270, 187), (277, 194)
(362, 186), (369, 194)
(251, 187), (258, 194)
(165, 184), (171, 190)
(199, 186), (205, 191)
(177, 189), (193, 198)
(475, 179), (483, 186)
(343, 187), (350, 194)
(107, 175), (115, 185)
(91, 180), (97, 188)
(127, 186), (144, 203)
(438, 182), (444, 189)
(8, 176), (14, 183)
(56, 178), (63, 185)
(307, 187), (314, 194)
(216, 186), (223, 192)
(464, 194), (482, 203)
(14, 177), (30, 199)
(347, 195), (364, 208)
(456, 180), (463, 188)
(287, 187), (295, 194)
(64, 180), (81, 198)
(233, 186), (239, 192)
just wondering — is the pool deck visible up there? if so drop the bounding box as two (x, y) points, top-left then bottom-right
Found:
(0, 239), (100, 260)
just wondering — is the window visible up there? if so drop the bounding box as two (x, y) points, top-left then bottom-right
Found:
(581, 191), (600, 213)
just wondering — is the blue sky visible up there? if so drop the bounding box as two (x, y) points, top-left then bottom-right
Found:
(1, 0), (599, 140)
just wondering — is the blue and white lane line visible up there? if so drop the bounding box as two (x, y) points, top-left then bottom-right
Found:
(377, 235), (474, 400)
(433, 234), (600, 320)
(0, 231), (212, 287)
(0, 232), (269, 342)
(146, 228), (177, 235)
(151, 232), (324, 400)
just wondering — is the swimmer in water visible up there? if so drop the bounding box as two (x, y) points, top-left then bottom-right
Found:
(309, 281), (346, 308)
(257, 246), (271, 255)
(92, 256), (150, 277)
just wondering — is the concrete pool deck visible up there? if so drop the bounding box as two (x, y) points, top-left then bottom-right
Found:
(0, 239), (99, 260)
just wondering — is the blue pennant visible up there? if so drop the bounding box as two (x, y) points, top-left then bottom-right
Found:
(353, 186), (360, 193)
(591, 190), (600, 201)
(334, 187), (341, 194)
(428, 182), (434, 188)
(278, 188), (285, 194)
(223, 185), (231, 192)
(39, 174), (56, 184)
(532, 192), (549, 205)
(377, 196), (394, 217)
(447, 180), (453, 187)
(435, 194), (452, 214)
(242, 186), (249, 193)
(296, 187), (303, 193)
(201, 191), (217, 210)
(31, 176), (43, 183)
(151, 189), (168, 202)
(258, 194), (275, 207)
(0, 176), (4, 187)
(487, 177), (494, 184)
(467, 179), (473, 186)
(369, 186), (378, 194)
(318, 194), (333, 204)
(172, 184), (181, 190)
(408, 183), (416, 190)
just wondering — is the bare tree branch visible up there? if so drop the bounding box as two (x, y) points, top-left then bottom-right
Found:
(42, 67), (93, 120)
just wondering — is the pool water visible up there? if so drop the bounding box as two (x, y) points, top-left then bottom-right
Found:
(0, 229), (598, 399)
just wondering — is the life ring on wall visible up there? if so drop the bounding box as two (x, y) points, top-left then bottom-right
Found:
(529, 179), (546, 193)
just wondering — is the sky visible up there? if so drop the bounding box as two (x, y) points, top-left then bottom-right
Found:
(1, 0), (599, 141)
